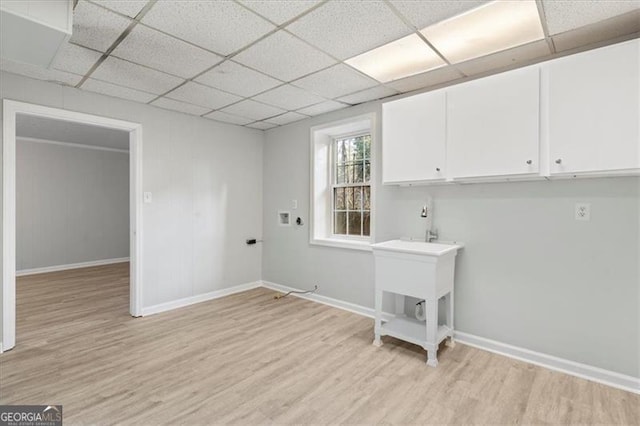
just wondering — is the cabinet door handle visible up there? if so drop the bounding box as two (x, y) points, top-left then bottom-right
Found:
(555, 158), (562, 164)
(526, 160), (532, 165)
(436, 167), (441, 172)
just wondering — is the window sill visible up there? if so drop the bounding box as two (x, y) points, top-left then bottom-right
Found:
(310, 238), (373, 252)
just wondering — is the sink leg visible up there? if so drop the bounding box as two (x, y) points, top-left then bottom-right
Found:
(373, 288), (383, 347)
(426, 350), (438, 367)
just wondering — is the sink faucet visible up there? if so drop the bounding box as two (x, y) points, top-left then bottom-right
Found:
(425, 229), (438, 243)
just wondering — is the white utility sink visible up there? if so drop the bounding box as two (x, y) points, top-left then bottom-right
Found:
(371, 239), (463, 257)
(371, 238), (463, 367)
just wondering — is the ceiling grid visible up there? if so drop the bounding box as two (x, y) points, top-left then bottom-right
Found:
(2, 0), (638, 130)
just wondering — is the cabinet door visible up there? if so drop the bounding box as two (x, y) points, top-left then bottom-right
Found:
(547, 39), (639, 175)
(382, 90), (446, 183)
(447, 66), (540, 179)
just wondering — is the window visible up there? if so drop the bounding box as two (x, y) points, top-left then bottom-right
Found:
(310, 113), (375, 251)
(332, 134), (371, 237)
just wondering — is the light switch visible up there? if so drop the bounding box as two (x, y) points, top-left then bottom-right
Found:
(144, 192), (153, 203)
(292, 199), (298, 209)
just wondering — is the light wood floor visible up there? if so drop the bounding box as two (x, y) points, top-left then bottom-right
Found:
(1, 263), (638, 425)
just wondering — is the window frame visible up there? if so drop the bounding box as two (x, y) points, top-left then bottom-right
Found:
(329, 131), (371, 241)
(309, 113), (376, 252)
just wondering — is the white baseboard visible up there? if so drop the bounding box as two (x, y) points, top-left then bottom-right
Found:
(261, 280), (381, 318)
(16, 257), (130, 277)
(260, 280), (639, 395)
(141, 281), (262, 316)
(454, 332), (640, 394)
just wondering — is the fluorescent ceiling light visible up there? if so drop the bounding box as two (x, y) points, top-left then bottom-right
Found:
(421, 0), (545, 64)
(345, 34), (446, 83)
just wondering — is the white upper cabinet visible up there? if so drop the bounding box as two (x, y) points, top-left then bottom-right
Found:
(382, 90), (447, 183)
(546, 39), (639, 176)
(447, 66), (540, 180)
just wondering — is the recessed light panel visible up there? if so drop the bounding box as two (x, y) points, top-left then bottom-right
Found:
(421, 0), (545, 64)
(345, 34), (446, 82)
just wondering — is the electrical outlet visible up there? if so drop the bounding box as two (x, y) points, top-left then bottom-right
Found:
(575, 203), (591, 221)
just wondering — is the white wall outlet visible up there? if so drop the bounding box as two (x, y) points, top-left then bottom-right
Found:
(144, 192), (152, 203)
(575, 203), (591, 221)
(292, 199), (298, 209)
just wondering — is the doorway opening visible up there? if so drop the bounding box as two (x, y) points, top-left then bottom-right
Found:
(2, 100), (143, 352)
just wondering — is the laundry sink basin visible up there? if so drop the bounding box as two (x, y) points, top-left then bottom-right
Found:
(370, 239), (463, 257)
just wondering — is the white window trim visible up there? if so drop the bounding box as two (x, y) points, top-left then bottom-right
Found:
(309, 113), (376, 252)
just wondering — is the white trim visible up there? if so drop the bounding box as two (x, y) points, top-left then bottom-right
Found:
(17, 136), (130, 153)
(142, 282), (262, 316)
(2, 99), (144, 352)
(259, 280), (639, 395)
(261, 280), (392, 321)
(454, 331), (640, 394)
(309, 238), (373, 252)
(16, 258), (130, 277)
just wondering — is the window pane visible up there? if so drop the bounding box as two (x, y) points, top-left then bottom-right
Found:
(347, 211), (362, 236)
(354, 137), (364, 160)
(363, 186), (370, 210)
(335, 212), (347, 235)
(364, 160), (370, 183)
(363, 211), (371, 236)
(337, 139), (346, 164)
(334, 187), (345, 210)
(345, 163), (353, 184)
(353, 187), (362, 210)
(336, 164), (345, 184)
(364, 135), (371, 159)
(354, 161), (364, 183)
(345, 187), (354, 210)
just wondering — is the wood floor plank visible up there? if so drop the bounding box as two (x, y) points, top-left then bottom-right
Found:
(1, 263), (638, 425)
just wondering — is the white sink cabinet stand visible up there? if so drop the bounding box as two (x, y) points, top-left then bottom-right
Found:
(371, 240), (463, 367)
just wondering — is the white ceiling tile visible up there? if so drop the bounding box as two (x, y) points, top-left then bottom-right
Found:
(51, 43), (102, 76)
(456, 40), (551, 76)
(220, 99), (286, 121)
(293, 64), (378, 99)
(296, 100), (349, 116)
(386, 66), (464, 93)
(204, 111), (255, 126)
(246, 121), (278, 130)
(151, 97), (211, 116)
(265, 111), (308, 125)
(390, 0), (489, 30)
(81, 78), (157, 103)
(71, 1), (132, 52)
(0, 58), (81, 86)
(90, 0), (147, 18)
(234, 31), (336, 82)
(166, 82), (242, 110)
(253, 84), (325, 110)
(551, 10), (640, 52)
(141, 1), (275, 55)
(239, 0), (321, 24)
(112, 24), (222, 78)
(337, 86), (398, 105)
(543, 0), (640, 35)
(195, 61), (281, 97)
(90, 56), (184, 94)
(287, 0), (413, 60)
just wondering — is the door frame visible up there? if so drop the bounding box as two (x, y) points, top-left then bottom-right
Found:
(2, 99), (144, 352)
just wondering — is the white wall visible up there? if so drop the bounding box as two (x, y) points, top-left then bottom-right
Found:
(1, 71), (264, 336)
(17, 139), (129, 271)
(262, 101), (640, 378)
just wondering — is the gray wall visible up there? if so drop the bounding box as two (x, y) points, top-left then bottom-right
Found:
(17, 139), (129, 270)
(263, 101), (640, 378)
(1, 71), (264, 339)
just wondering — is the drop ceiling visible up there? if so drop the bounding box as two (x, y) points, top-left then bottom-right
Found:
(1, 0), (638, 131)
